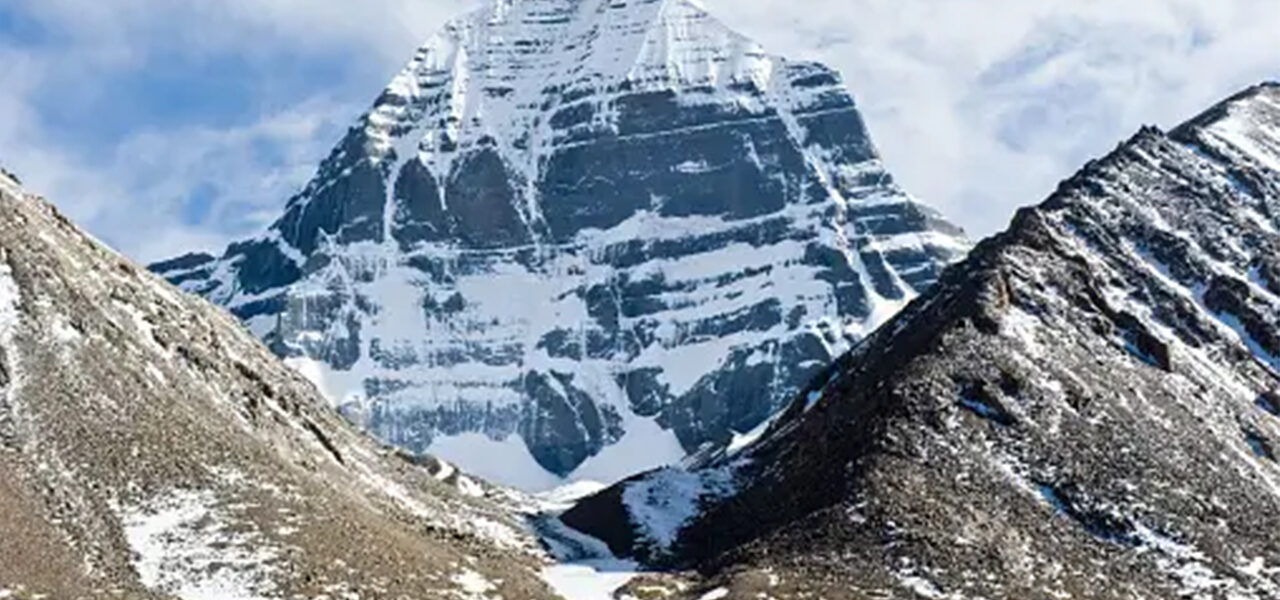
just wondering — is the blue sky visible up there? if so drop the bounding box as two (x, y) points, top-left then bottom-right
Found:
(0, 0), (1277, 262)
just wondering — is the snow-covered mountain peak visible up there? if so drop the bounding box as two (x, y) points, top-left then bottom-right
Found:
(397, 0), (769, 96)
(154, 0), (967, 490)
(366, 0), (795, 197)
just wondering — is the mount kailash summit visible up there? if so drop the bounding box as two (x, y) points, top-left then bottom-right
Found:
(152, 0), (967, 488)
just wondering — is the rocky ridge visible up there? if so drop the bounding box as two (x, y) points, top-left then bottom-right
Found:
(0, 171), (563, 599)
(562, 83), (1280, 599)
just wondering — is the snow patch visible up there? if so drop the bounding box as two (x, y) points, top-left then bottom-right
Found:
(535, 481), (609, 513)
(0, 265), (22, 351)
(569, 413), (687, 487)
(285, 357), (355, 409)
(895, 570), (947, 599)
(541, 560), (640, 600)
(804, 389), (823, 410)
(429, 432), (564, 491)
(622, 466), (736, 552)
(456, 475), (485, 498)
(1001, 307), (1045, 357)
(451, 568), (498, 599)
(1206, 106), (1280, 174)
(1212, 310), (1280, 371)
(726, 413), (775, 456)
(118, 488), (279, 600)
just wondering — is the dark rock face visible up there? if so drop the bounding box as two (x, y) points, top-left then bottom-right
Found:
(521, 371), (626, 475)
(277, 129), (390, 255)
(152, 0), (967, 487)
(444, 147), (532, 248)
(391, 158), (449, 248)
(564, 84), (1280, 598)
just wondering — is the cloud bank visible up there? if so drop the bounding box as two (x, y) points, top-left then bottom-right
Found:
(0, 0), (1276, 261)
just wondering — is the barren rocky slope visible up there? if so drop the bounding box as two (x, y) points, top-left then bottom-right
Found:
(0, 172), (560, 599)
(152, 0), (966, 488)
(563, 83), (1280, 599)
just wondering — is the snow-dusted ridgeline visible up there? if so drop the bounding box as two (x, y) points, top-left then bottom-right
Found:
(562, 83), (1280, 599)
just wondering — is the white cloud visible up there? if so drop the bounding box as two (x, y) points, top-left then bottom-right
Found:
(0, 0), (474, 261)
(0, 80), (356, 261)
(0, 0), (1277, 261)
(97, 97), (359, 261)
(701, 0), (1280, 234)
(9, 0), (476, 64)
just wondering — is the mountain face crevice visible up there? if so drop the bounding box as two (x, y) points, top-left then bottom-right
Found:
(153, 0), (967, 487)
(562, 83), (1280, 599)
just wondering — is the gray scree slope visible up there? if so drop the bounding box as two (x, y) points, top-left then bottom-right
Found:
(0, 173), (560, 599)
